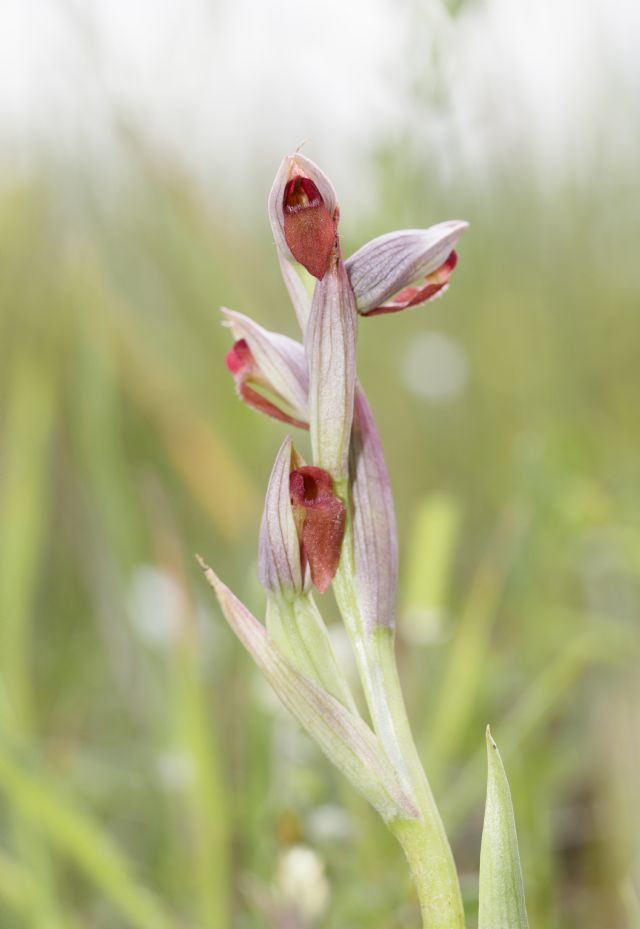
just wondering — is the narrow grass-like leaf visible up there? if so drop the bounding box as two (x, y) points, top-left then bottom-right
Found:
(0, 744), (173, 929)
(442, 623), (631, 831)
(424, 510), (527, 782)
(80, 263), (260, 541)
(620, 877), (640, 929)
(479, 727), (529, 929)
(0, 849), (32, 916)
(168, 616), (231, 929)
(0, 849), (86, 929)
(0, 352), (69, 928)
(402, 492), (461, 645)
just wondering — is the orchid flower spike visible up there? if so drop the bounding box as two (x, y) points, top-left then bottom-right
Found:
(206, 151), (472, 929)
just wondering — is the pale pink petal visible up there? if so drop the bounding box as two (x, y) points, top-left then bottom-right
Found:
(346, 221), (468, 315)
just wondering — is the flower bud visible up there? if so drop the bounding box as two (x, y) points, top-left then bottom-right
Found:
(345, 221), (468, 316)
(222, 308), (308, 428)
(275, 846), (330, 923)
(305, 245), (357, 481)
(268, 153), (338, 280)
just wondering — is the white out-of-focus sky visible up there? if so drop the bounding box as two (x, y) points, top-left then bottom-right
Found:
(1, 0), (639, 198)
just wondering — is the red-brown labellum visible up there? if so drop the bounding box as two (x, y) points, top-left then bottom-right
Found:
(283, 176), (337, 280)
(225, 339), (308, 429)
(289, 466), (346, 593)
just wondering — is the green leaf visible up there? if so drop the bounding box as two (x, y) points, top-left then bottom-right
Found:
(198, 558), (419, 824)
(266, 594), (358, 716)
(479, 727), (529, 929)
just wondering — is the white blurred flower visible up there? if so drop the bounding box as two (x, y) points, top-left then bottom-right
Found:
(401, 331), (469, 402)
(128, 565), (185, 647)
(156, 750), (195, 792)
(306, 804), (352, 843)
(275, 845), (330, 924)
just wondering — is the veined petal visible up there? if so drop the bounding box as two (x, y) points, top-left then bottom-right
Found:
(225, 340), (307, 428)
(346, 221), (468, 315)
(349, 387), (398, 631)
(222, 307), (309, 428)
(197, 556), (419, 823)
(363, 252), (458, 316)
(258, 437), (304, 596)
(305, 245), (357, 481)
(268, 153), (339, 280)
(290, 466), (346, 594)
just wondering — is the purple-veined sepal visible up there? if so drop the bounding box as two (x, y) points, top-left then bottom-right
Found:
(362, 252), (459, 316)
(222, 307), (309, 428)
(305, 244), (357, 481)
(258, 436), (305, 597)
(345, 221), (468, 316)
(349, 386), (398, 632)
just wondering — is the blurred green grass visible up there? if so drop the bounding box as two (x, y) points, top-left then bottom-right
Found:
(0, 141), (638, 929)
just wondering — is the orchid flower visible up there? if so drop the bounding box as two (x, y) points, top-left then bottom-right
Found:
(268, 153), (339, 280)
(222, 308), (308, 429)
(269, 154), (467, 323)
(258, 436), (346, 598)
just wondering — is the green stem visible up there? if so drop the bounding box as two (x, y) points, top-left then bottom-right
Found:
(333, 515), (464, 929)
(381, 641), (464, 929)
(392, 815), (464, 929)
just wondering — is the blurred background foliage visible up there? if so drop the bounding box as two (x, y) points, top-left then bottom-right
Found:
(1, 1), (639, 927)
